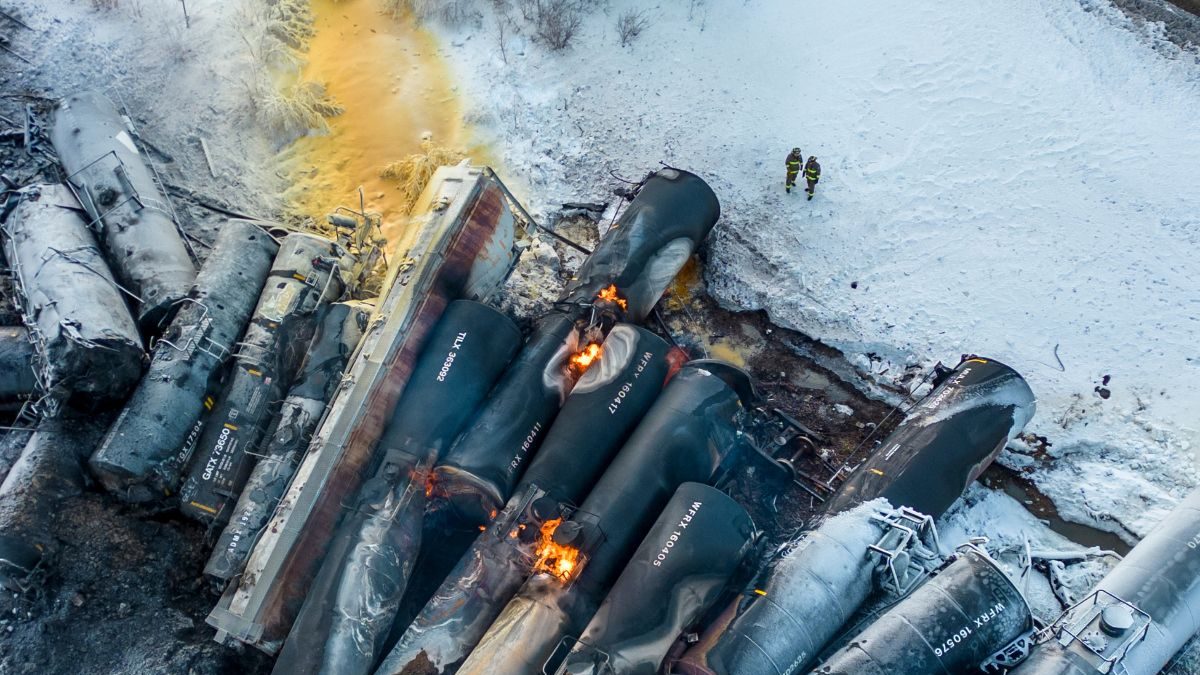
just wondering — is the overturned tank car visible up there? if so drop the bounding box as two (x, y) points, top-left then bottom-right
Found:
(674, 357), (1036, 675)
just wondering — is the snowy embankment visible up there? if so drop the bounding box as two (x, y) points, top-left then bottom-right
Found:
(431, 0), (1200, 544)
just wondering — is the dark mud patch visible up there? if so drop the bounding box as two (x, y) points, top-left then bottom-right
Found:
(981, 463), (1132, 555)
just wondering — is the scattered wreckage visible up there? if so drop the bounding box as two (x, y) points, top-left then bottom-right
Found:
(0, 90), (1197, 675)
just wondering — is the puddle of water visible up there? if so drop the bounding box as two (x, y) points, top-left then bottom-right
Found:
(279, 0), (491, 245)
(981, 464), (1132, 555)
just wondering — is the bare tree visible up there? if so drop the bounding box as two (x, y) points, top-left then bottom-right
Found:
(532, 0), (582, 51)
(615, 9), (649, 47)
(494, 10), (510, 63)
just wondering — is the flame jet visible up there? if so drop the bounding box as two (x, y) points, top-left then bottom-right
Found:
(50, 91), (196, 330)
(455, 360), (755, 675)
(178, 233), (355, 524)
(89, 221), (279, 500)
(2, 184), (143, 400)
(1006, 487), (1200, 675)
(673, 357), (1037, 675)
(377, 324), (672, 675)
(272, 300), (521, 675)
(204, 301), (372, 583)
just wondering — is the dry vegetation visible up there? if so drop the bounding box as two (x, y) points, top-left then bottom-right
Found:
(255, 79), (344, 137)
(234, 0), (342, 141)
(616, 9), (650, 47)
(379, 140), (468, 214)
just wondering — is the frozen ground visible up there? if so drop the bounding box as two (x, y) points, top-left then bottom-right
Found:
(429, 0), (1200, 542)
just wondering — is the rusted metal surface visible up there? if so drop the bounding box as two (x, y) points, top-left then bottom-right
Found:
(208, 165), (519, 654)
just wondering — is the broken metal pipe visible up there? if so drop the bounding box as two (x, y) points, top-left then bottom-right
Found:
(1007, 487), (1200, 675)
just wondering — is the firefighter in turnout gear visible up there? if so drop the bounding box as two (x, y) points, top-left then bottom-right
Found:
(785, 148), (802, 193)
(804, 156), (821, 200)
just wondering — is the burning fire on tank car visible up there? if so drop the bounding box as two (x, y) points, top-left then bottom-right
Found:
(596, 284), (628, 312)
(532, 517), (585, 583)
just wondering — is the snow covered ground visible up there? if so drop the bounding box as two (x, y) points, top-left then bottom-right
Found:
(429, 0), (1200, 541)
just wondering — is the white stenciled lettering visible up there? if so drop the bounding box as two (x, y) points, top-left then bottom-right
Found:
(653, 500), (704, 566)
(436, 332), (468, 382)
(508, 422), (544, 473)
(202, 427), (233, 481)
(923, 367), (971, 410)
(934, 602), (1005, 657)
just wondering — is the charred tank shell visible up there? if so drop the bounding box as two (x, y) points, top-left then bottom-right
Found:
(50, 91), (196, 329)
(456, 360), (756, 675)
(208, 165), (521, 653)
(0, 415), (103, 591)
(204, 301), (371, 583)
(375, 299), (521, 462)
(561, 482), (756, 675)
(568, 360), (755, 598)
(560, 168), (720, 321)
(432, 311), (582, 525)
(0, 327), (37, 402)
(271, 299), (521, 675)
(825, 356), (1035, 519)
(676, 358), (1033, 675)
(813, 545), (1032, 675)
(375, 324), (672, 675)
(1008, 488), (1200, 675)
(674, 501), (892, 675)
(88, 221), (278, 501)
(516, 324), (674, 504)
(178, 233), (353, 524)
(2, 184), (144, 399)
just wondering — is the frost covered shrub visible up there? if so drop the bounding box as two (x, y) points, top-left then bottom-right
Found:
(383, 0), (482, 25)
(268, 0), (316, 50)
(525, 0), (584, 50)
(379, 141), (467, 214)
(255, 80), (343, 137)
(616, 9), (649, 47)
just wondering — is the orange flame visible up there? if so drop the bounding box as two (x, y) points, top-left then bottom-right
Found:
(569, 343), (603, 374)
(532, 518), (582, 582)
(597, 284), (628, 311)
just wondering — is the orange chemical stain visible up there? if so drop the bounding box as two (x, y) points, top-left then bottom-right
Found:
(279, 0), (491, 246)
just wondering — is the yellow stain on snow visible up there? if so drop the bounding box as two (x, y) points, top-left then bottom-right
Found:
(279, 0), (491, 245)
(705, 340), (749, 368)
